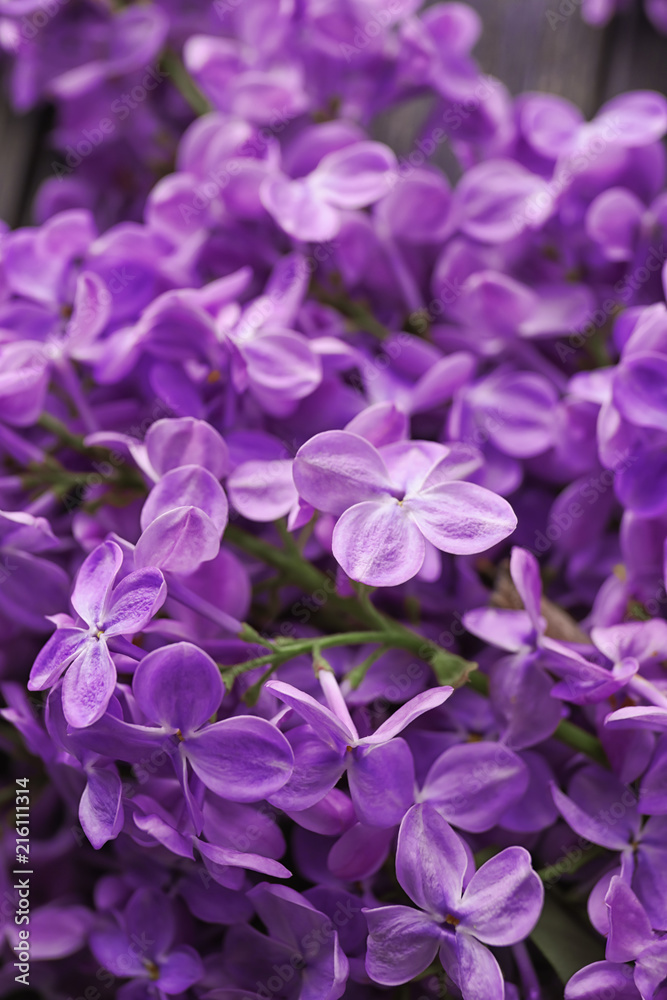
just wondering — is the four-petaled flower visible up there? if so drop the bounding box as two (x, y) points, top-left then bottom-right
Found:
(293, 432), (517, 586)
(364, 803), (544, 999)
(29, 539), (166, 728)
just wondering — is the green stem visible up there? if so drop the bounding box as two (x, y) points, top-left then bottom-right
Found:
(554, 718), (608, 766)
(346, 645), (389, 688)
(38, 413), (89, 453)
(226, 524), (474, 683)
(222, 630), (396, 679)
(538, 845), (607, 883)
(225, 524), (607, 765)
(161, 49), (211, 116)
(275, 518), (300, 557)
(311, 283), (390, 340)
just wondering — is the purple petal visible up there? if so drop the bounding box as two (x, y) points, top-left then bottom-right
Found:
(564, 961), (640, 1000)
(406, 481), (517, 555)
(90, 924), (143, 978)
(141, 466), (228, 534)
(328, 822), (394, 880)
(70, 712), (171, 764)
(227, 458), (297, 522)
(364, 905), (441, 986)
(133, 642), (223, 734)
(597, 91), (667, 147)
(333, 499), (426, 587)
(243, 331), (322, 411)
(499, 750), (559, 832)
(267, 725), (345, 812)
(419, 443), (485, 490)
(0, 550), (69, 632)
(102, 567), (166, 637)
(79, 767), (123, 849)
(639, 735), (667, 814)
(286, 788), (354, 836)
(586, 188), (644, 262)
(28, 627), (86, 691)
(491, 652), (562, 750)
(458, 846), (544, 945)
(293, 430), (392, 516)
(194, 838), (290, 880)
(463, 608), (534, 652)
(615, 445), (667, 517)
(519, 93), (583, 158)
(62, 639), (117, 729)
(159, 945), (204, 994)
(185, 716), (293, 801)
(71, 539), (122, 626)
(133, 795), (197, 859)
(310, 141), (396, 209)
(468, 370), (558, 457)
(452, 159), (553, 243)
(409, 353), (476, 414)
(17, 905), (90, 961)
(510, 547), (543, 630)
(606, 877), (653, 962)
(0, 341), (50, 427)
(345, 401), (409, 448)
(145, 417), (229, 479)
(380, 440), (455, 495)
(366, 688), (454, 744)
(422, 742), (529, 833)
(606, 707), (667, 731)
(634, 815), (667, 927)
(551, 767), (639, 850)
(264, 680), (353, 747)
(455, 933), (505, 1000)
(348, 739), (415, 827)
(124, 887), (174, 958)
(634, 939), (667, 999)
(613, 352), (667, 432)
(67, 271), (111, 357)
(397, 804), (467, 914)
(260, 175), (341, 242)
(135, 507), (221, 573)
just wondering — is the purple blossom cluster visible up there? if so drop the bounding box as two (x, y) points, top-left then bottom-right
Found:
(3, 2), (667, 999)
(576, 0), (667, 33)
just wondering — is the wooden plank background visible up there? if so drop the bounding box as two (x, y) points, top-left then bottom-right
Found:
(0, 0), (665, 229)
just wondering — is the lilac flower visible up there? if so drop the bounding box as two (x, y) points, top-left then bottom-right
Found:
(293, 432), (517, 586)
(135, 464), (229, 575)
(8, 1), (667, 995)
(266, 670), (453, 826)
(551, 764), (667, 927)
(28, 539), (166, 728)
(260, 141), (398, 241)
(465, 547), (638, 720)
(0, 510), (69, 631)
(45, 683), (124, 849)
(565, 961), (641, 1000)
(90, 888), (203, 998)
(565, 877), (667, 997)
(364, 803), (544, 995)
(213, 883), (350, 1000)
(75, 641), (294, 831)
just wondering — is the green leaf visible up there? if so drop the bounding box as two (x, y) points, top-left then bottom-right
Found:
(346, 646), (388, 689)
(530, 894), (605, 983)
(429, 649), (477, 687)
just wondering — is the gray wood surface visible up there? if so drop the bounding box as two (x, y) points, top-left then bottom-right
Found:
(0, 101), (42, 229)
(468, 0), (607, 116)
(0, 1), (665, 228)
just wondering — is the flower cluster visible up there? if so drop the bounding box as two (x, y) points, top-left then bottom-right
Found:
(2, 2), (667, 1000)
